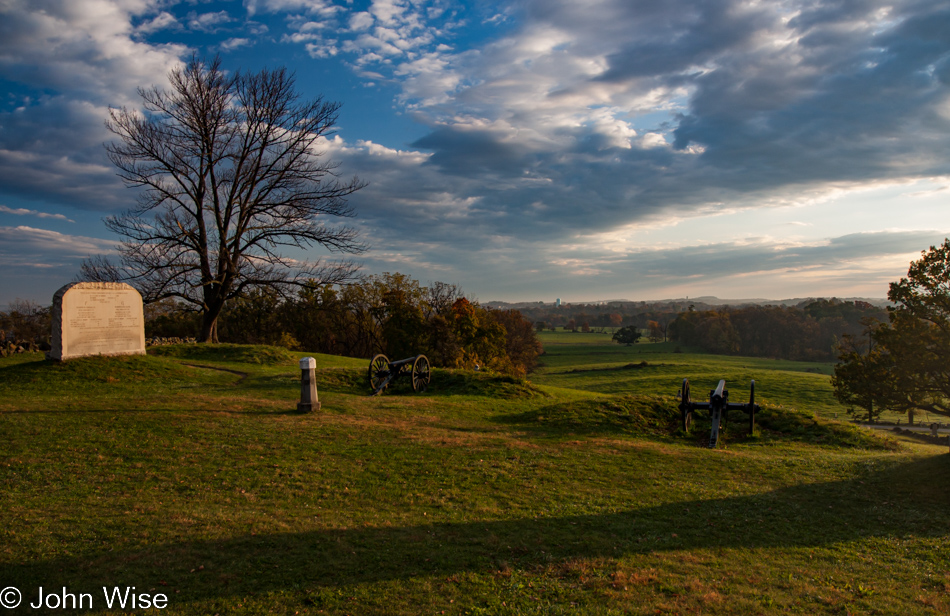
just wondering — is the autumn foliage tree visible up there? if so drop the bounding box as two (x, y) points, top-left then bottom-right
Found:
(183, 272), (543, 376)
(83, 56), (365, 342)
(831, 318), (889, 422)
(492, 308), (544, 374)
(833, 240), (950, 419)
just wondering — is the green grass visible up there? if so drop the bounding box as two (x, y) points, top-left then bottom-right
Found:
(534, 333), (842, 418)
(534, 331), (947, 426)
(0, 339), (947, 615)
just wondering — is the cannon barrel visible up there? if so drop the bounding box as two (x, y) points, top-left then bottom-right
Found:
(711, 379), (726, 403)
(388, 356), (418, 368)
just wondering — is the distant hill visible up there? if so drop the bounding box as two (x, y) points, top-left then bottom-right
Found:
(670, 296), (892, 308)
(486, 296), (891, 309)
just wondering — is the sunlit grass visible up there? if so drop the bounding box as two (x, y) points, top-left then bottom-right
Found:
(0, 341), (946, 615)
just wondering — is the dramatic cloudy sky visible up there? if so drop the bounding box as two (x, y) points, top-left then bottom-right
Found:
(2, 0), (950, 306)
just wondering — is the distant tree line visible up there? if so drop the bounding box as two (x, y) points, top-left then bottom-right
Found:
(4, 286), (881, 367)
(0, 299), (51, 346)
(507, 296), (887, 362)
(148, 272), (543, 376)
(507, 300), (690, 334)
(667, 300), (888, 361)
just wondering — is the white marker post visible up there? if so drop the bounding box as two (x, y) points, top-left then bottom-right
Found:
(297, 357), (321, 413)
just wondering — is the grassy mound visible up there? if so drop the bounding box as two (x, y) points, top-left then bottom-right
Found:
(148, 343), (297, 365)
(0, 353), (205, 385)
(498, 395), (678, 436)
(432, 369), (548, 398)
(0, 354), (240, 412)
(497, 394), (897, 450)
(314, 367), (368, 394)
(754, 407), (898, 450)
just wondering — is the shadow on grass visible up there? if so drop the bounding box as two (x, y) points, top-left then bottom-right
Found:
(3, 455), (947, 611)
(494, 397), (895, 449)
(889, 427), (950, 447)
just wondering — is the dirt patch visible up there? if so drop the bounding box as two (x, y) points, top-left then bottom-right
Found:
(181, 363), (248, 383)
(562, 361), (667, 374)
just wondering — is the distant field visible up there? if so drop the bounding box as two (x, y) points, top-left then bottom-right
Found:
(536, 330), (938, 426)
(0, 341), (947, 615)
(534, 331), (839, 417)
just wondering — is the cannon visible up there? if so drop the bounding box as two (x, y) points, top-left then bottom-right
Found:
(678, 379), (759, 448)
(368, 354), (431, 396)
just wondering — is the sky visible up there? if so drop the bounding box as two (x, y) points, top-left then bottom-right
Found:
(2, 0), (950, 307)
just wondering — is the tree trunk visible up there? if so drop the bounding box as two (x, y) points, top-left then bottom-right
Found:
(200, 311), (220, 343)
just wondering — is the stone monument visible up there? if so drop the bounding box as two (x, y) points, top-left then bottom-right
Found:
(297, 357), (321, 413)
(50, 282), (146, 361)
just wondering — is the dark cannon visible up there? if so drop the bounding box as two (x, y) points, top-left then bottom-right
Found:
(678, 379), (760, 448)
(368, 354), (431, 396)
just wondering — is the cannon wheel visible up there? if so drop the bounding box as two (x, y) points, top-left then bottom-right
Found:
(748, 379), (756, 434)
(369, 354), (391, 393)
(411, 354), (431, 392)
(679, 378), (692, 431)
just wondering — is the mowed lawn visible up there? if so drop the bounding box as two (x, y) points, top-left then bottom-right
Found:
(0, 337), (947, 615)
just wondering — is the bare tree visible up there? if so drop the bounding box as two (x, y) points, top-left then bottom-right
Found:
(0, 299), (51, 343)
(83, 56), (366, 342)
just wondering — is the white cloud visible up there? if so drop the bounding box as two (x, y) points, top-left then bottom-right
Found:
(639, 133), (668, 148)
(0, 98), (129, 209)
(369, 0), (405, 27)
(244, 0), (341, 18)
(305, 41), (338, 58)
(220, 37), (252, 52)
(0, 224), (118, 303)
(0, 225), (115, 259)
(0, 0), (186, 106)
(0, 205), (74, 222)
(187, 11), (233, 32)
(344, 32), (404, 58)
(349, 11), (374, 31)
(340, 0), (950, 254)
(0, 0), (187, 210)
(135, 11), (179, 34)
(3, 0), (950, 303)
(278, 0), (456, 71)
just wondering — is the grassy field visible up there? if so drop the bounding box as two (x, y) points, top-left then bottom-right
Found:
(533, 332), (840, 419)
(535, 330), (943, 426)
(0, 336), (947, 615)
